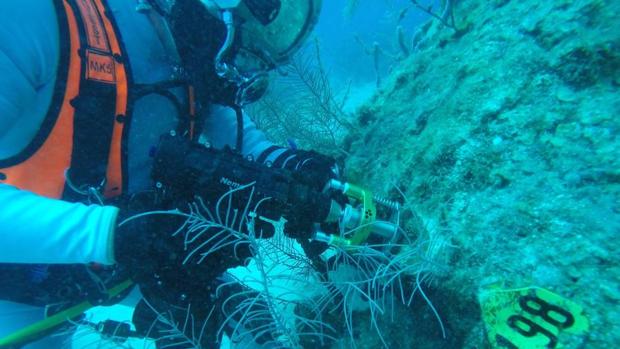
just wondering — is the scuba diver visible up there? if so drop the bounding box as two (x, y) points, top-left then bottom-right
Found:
(0, 0), (355, 347)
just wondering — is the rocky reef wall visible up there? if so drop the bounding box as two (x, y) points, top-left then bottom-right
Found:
(344, 0), (619, 347)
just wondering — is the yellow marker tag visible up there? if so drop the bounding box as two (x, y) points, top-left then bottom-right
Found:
(479, 286), (589, 348)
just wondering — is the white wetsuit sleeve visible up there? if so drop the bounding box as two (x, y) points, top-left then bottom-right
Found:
(0, 3), (118, 266)
(0, 184), (118, 265)
(201, 104), (290, 163)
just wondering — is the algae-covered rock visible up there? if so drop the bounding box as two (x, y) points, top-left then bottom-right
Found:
(344, 0), (619, 347)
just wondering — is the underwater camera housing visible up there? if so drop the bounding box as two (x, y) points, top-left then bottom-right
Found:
(151, 132), (401, 248)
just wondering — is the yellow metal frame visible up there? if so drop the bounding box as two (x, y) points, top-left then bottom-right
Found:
(342, 183), (377, 246)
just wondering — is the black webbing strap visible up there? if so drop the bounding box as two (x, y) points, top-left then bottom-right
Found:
(62, 0), (129, 200)
(255, 145), (281, 164)
(272, 149), (295, 168)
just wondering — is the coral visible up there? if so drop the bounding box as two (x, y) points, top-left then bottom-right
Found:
(248, 40), (357, 157)
(344, 0), (620, 346)
(410, 0), (458, 30)
(119, 182), (442, 348)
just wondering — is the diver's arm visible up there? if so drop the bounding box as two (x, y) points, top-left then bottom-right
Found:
(0, 2), (118, 265)
(0, 184), (118, 264)
(0, 1), (61, 158)
(201, 104), (292, 163)
(202, 105), (339, 189)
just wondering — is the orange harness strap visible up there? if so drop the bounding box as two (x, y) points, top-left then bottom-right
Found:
(0, 0), (129, 200)
(89, 0), (130, 198)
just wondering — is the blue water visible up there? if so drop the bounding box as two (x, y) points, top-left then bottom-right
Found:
(315, 0), (436, 87)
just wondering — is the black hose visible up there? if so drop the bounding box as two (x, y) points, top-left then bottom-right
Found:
(233, 104), (244, 153)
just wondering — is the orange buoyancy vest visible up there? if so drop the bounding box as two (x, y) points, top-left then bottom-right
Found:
(0, 0), (131, 200)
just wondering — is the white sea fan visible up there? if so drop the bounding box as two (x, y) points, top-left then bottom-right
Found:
(121, 181), (444, 348)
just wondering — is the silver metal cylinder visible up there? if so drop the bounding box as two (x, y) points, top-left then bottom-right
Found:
(371, 220), (398, 240)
